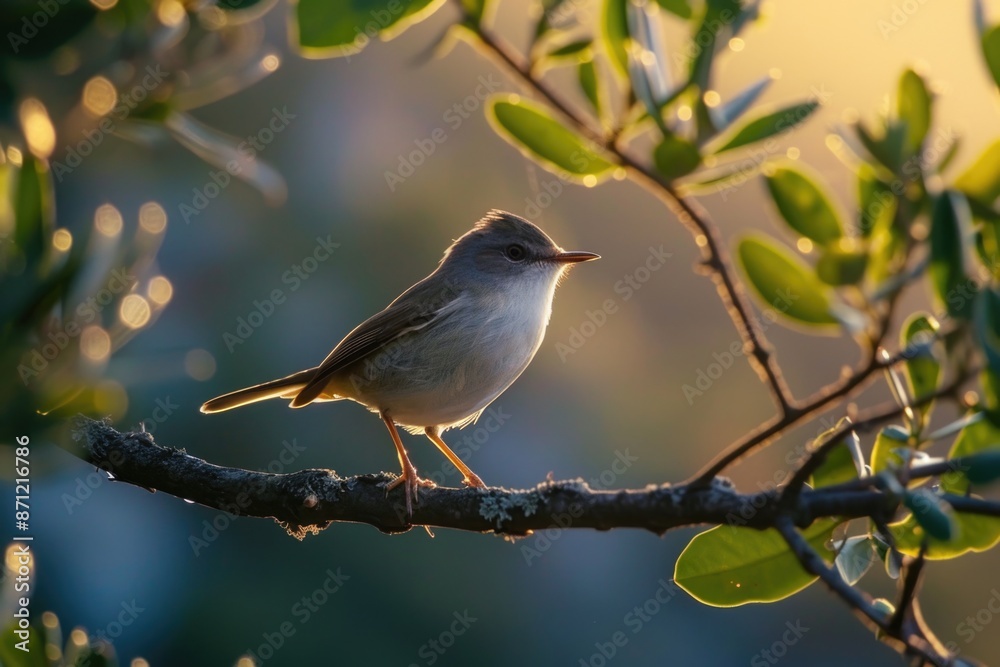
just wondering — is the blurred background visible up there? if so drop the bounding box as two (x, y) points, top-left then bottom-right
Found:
(3, 0), (1000, 664)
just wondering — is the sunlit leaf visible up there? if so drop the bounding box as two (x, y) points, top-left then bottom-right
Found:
(601, 0), (629, 80)
(545, 39), (592, 59)
(929, 191), (972, 319)
(488, 97), (616, 180)
(892, 511), (1000, 559)
(870, 425), (911, 475)
(809, 435), (862, 489)
(896, 68), (932, 156)
(982, 25), (1000, 90)
(578, 59), (602, 116)
(816, 238), (867, 286)
(834, 535), (877, 585)
(901, 313), (940, 423)
(955, 139), (1000, 205)
(736, 234), (838, 326)
(764, 165), (844, 244)
(942, 416), (1000, 494)
(714, 102), (818, 154)
(653, 0), (692, 18)
(294, 0), (446, 56)
(674, 519), (839, 607)
(857, 164), (895, 237)
(653, 134), (701, 180)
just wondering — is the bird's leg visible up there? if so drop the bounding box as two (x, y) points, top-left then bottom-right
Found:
(380, 412), (423, 517)
(425, 426), (486, 489)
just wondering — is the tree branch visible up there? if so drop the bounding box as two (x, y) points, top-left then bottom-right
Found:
(461, 18), (794, 414)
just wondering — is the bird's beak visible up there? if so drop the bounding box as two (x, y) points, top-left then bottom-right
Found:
(551, 250), (601, 264)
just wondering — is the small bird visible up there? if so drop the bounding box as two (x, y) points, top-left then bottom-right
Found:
(201, 210), (599, 515)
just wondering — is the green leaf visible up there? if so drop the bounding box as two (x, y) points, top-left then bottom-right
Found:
(834, 535), (877, 585)
(713, 102), (819, 154)
(896, 68), (932, 155)
(955, 139), (1000, 205)
(982, 25), (1000, 90)
(0, 622), (46, 667)
(816, 238), (868, 286)
(674, 519), (839, 607)
(653, 0), (692, 18)
(857, 164), (895, 237)
(600, 0), (629, 80)
(809, 435), (862, 489)
(488, 97), (616, 181)
(736, 234), (838, 326)
(764, 166), (844, 245)
(653, 134), (701, 181)
(963, 451), (1000, 485)
(903, 489), (956, 542)
(870, 425), (911, 474)
(712, 75), (772, 130)
(975, 286), (1000, 376)
(460, 0), (490, 23)
(578, 59), (601, 116)
(545, 39), (592, 59)
(892, 510), (1000, 559)
(294, 0), (446, 56)
(982, 368), (1000, 424)
(942, 416), (1000, 494)
(855, 120), (905, 174)
(901, 313), (940, 421)
(14, 154), (52, 268)
(866, 202), (904, 287)
(929, 191), (972, 319)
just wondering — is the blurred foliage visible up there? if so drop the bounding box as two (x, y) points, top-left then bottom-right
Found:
(1, 0), (285, 443)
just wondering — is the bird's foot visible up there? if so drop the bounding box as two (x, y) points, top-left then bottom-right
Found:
(386, 470), (436, 517)
(462, 472), (487, 489)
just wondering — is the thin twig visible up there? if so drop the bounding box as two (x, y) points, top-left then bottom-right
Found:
(774, 517), (949, 666)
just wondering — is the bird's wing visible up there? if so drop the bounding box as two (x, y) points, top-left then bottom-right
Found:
(291, 275), (465, 407)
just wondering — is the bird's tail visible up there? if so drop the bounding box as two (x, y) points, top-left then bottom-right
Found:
(200, 369), (317, 413)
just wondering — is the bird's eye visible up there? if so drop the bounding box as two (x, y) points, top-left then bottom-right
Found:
(504, 244), (527, 262)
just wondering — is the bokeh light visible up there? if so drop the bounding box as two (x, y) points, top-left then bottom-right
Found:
(120, 294), (152, 329)
(95, 204), (123, 237)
